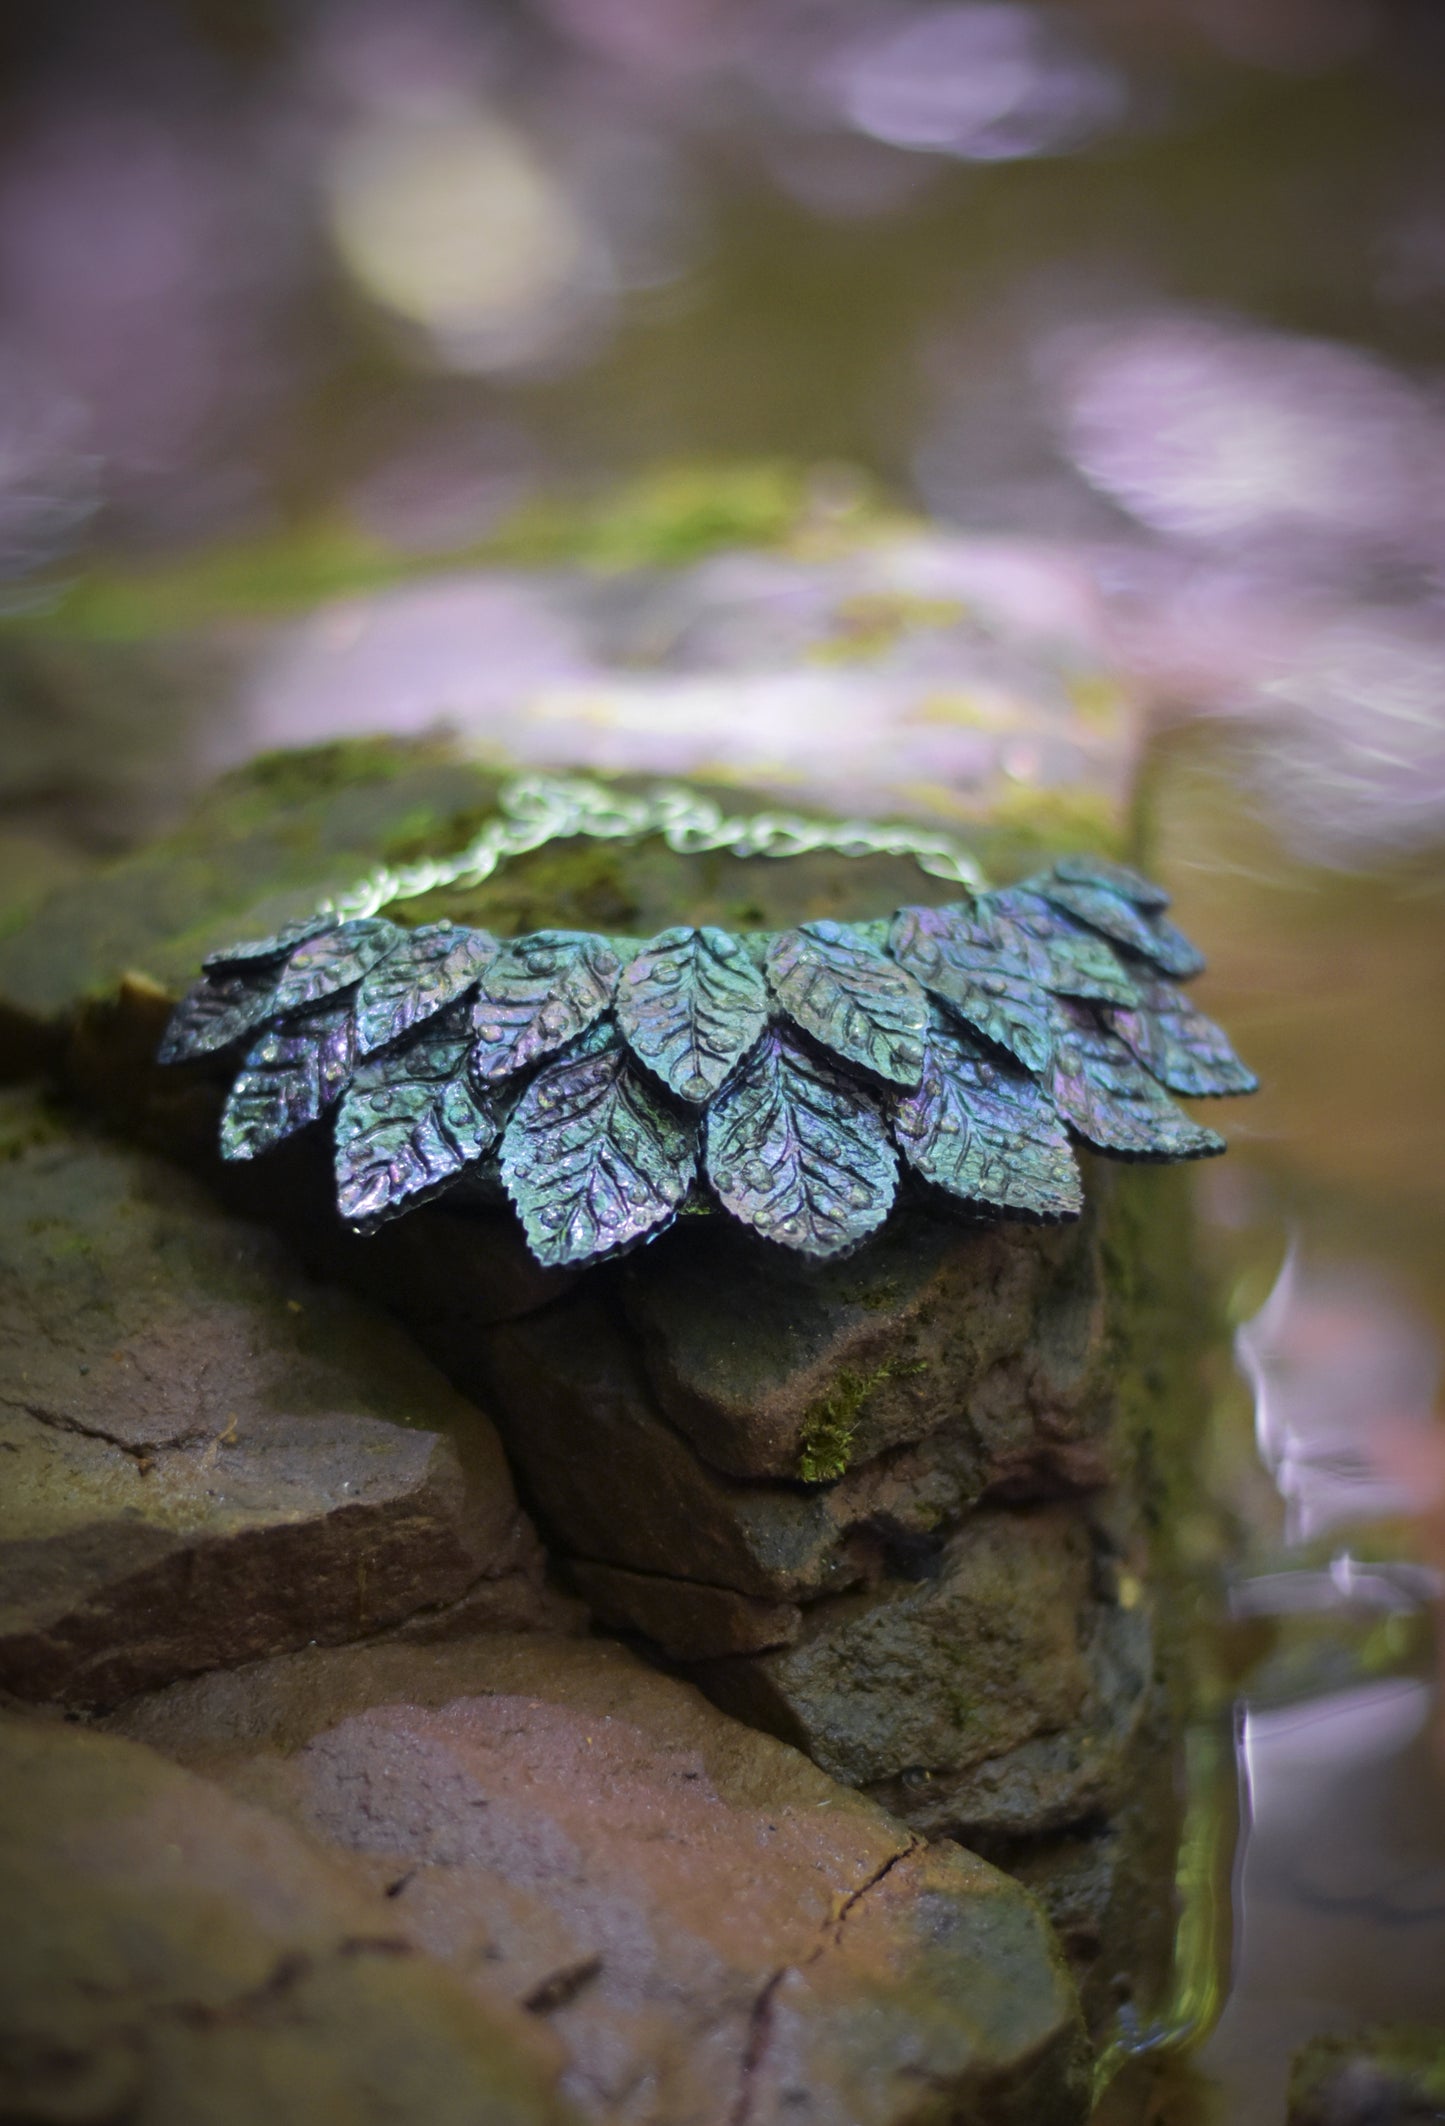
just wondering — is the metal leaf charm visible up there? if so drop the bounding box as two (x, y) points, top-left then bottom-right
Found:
(470, 930), (622, 1084)
(202, 914), (335, 975)
(169, 801), (1259, 1269)
(158, 965), (279, 1063)
(1046, 999), (1224, 1160)
(616, 925), (768, 1103)
(335, 1006), (499, 1228)
(500, 1025), (697, 1267)
(1049, 853), (1170, 912)
(984, 889), (1140, 1006)
(220, 1001), (356, 1160)
(270, 918), (404, 1017)
(888, 903), (1054, 1075)
(1106, 975), (1258, 1098)
(892, 1020), (1082, 1220)
(1027, 876), (1206, 981)
(705, 1025), (898, 1257)
(766, 920), (929, 1088)
(354, 922), (495, 1057)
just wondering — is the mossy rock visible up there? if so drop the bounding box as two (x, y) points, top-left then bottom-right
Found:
(0, 732), (1226, 2054)
(0, 734), (1087, 1068)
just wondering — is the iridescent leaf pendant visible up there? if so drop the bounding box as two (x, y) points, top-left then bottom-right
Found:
(162, 842), (1256, 1270)
(893, 1016), (1083, 1220)
(470, 931), (622, 1082)
(221, 1002), (357, 1159)
(765, 920), (929, 1086)
(501, 1024), (698, 1267)
(705, 1025), (898, 1257)
(889, 903), (1056, 1075)
(616, 926), (768, 1102)
(335, 1004), (500, 1228)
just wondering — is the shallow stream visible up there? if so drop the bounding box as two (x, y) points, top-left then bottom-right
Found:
(1, 5), (1442, 2118)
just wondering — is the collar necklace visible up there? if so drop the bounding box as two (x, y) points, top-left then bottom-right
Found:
(159, 774), (1257, 1269)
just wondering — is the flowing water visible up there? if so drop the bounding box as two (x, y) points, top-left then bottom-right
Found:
(1, 5), (1442, 2118)
(1126, 725), (1445, 2122)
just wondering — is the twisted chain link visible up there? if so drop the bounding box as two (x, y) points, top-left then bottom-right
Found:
(323, 773), (987, 923)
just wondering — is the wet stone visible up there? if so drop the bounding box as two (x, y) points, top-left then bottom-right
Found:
(101, 1632), (1091, 2126)
(694, 1508), (1114, 1789)
(568, 1560), (802, 1660)
(0, 738), (508, 1037)
(467, 1221), (1118, 1624)
(864, 1599), (1157, 1843)
(995, 1716), (1186, 2030)
(0, 729), (1216, 2084)
(0, 1712), (570, 2126)
(617, 1199), (1109, 1484)
(0, 1089), (557, 1710)
(331, 1192), (580, 1336)
(742, 1838), (1090, 2126)
(478, 1297), (847, 1605)
(404, 1155), (1203, 2047)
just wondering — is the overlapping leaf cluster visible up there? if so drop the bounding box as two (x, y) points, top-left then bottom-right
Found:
(161, 853), (1256, 1268)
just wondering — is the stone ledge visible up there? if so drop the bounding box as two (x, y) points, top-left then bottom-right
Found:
(0, 1710), (571, 2126)
(0, 1091), (563, 1711)
(100, 1631), (1091, 2126)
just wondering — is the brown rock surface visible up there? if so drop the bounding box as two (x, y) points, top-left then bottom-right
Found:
(0, 728), (1213, 2068)
(0, 1711), (570, 2126)
(423, 1164), (1200, 2035)
(865, 1593), (1154, 1847)
(106, 1631), (1091, 2126)
(0, 1090), (560, 1709)
(464, 1188), (1122, 1615)
(387, 1160), (1184, 2022)
(742, 1838), (1095, 2126)
(569, 1560), (802, 1659)
(619, 1205), (1106, 1484)
(696, 1508), (1139, 1791)
(480, 1297), (843, 1608)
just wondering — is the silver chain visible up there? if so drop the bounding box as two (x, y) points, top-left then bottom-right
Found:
(323, 772), (987, 923)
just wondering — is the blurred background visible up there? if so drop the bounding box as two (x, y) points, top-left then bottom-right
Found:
(0, 2), (1441, 2119)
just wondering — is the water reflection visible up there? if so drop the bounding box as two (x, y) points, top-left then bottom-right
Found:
(347, 416), (541, 556)
(813, 4), (1127, 163)
(0, 0), (1438, 573)
(1053, 310), (1445, 557)
(0, 350), (97, 594)
(1023, 299), (1445, 864)
(0, 85), (303, 540)
(1230, 614), (1445, 863)
(1167, 756), (1445, 2118)
(1169, 0), (1380, 74)
(302, 0), (516, 111)
(327, 110), (608, 376)
(1199, 1684), (1445, 2125)
(224, 532), (1133, 822)
(1239, 1248), (1441, 1545)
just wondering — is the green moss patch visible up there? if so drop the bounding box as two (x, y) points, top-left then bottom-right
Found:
(797, 1357), (928, 1483)
(6, 460), (886, 640)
